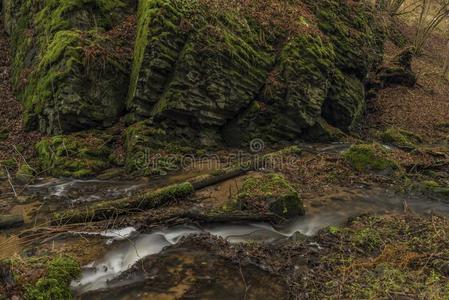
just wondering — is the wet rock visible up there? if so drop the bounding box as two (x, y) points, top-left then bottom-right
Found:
(232, 173), (305, 219)
(0, 214), (24, 229)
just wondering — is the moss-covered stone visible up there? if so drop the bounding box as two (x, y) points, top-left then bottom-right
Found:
(7, 0), (135, 134)
(343, 143), (398, 173)
(36, 132), (113, 178)
(303, 117), (346, 142)
(232, 173), (304, 219)
(380, 127), (422, 149)
(128, 0), (384, 146)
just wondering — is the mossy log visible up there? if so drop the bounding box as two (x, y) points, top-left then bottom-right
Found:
(52, 182), (194, 224)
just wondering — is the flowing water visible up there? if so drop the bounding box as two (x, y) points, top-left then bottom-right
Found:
(69, 187), (449, 296)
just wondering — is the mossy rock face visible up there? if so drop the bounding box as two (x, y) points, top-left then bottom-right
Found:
(7, 0), (135, 134)
(124, 120), (195, 175)
(233, 173), (305, 219)
(128, 0), (384, 146)
(343, 143), (398, 173)
(380, 127), (422, 149)
(36, 132), (113, 178)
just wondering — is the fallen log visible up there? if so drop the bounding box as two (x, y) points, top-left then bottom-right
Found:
(52, 182), (194, 224)
(0, 214), (24, 229)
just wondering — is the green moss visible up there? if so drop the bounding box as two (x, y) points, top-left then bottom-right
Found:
(35, 132), (112, 178)
(380, 127), (422, 149)
(124, 120), (195, 175)
(421, 181), (449, 199)
(24, 256), (80, 300)
(53, 182), (194, 222)
(343, 144), (398, 173)
(9, 0), (132, 133)
(0, 128), (9, 141)
(15, 164), (35, 183)
(233, 173), (304, 219)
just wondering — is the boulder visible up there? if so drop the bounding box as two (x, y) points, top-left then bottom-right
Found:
(233, 173), (305, 219)
(128, 0), (384, 146)
(7, 0), (135, 134)
(342, 143), (399, 173)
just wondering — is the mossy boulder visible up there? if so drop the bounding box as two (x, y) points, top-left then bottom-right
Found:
(7, 0), (135, 134)
(36, 132), (113, 178)
(232, 173), (305, 219)
(380, 127), (422, 149)
(343, 143), (399, 173)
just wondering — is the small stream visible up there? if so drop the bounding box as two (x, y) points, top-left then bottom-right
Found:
(70, 187), (449, 296)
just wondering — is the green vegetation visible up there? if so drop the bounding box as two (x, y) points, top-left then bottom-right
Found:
(343, 143), (398, 172)
(24, 256), (80, 300)
(9, 0), (132, 133)
(421, 180), (449, 199)
(312, 215), (449, 299)
(380, 127), (422, 149)
(233, 173), (304, 219)
(53, 182), (195, 223)
(35, 132), (113, 178)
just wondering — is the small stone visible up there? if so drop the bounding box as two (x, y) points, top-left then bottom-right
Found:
(0, 214), (24, 229)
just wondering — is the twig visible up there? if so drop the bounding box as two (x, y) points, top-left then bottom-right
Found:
(4, 166), (17, 198)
